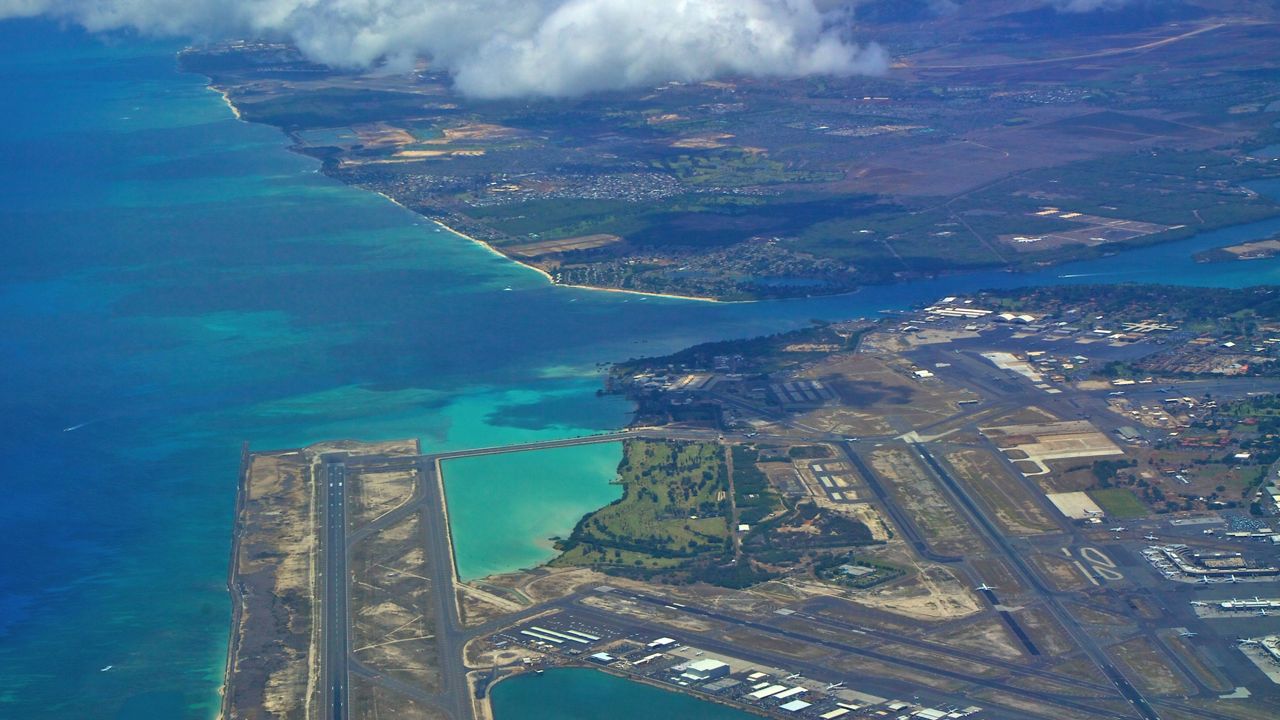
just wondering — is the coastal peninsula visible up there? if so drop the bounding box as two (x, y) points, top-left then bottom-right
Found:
(179, 3), (1280, 301)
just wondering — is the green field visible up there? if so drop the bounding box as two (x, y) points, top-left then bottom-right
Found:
(1088, 488), (1150, 519)
(732, 446), (782, 525)
(555, 440), (731, 570)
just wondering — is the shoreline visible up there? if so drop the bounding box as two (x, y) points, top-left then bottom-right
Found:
(428, 216), (730, 304)
(203, 81), (731, 304)
(198, 80), (1280, 310)
(211, 84), (242, 121)
(371, 188), (731, 304)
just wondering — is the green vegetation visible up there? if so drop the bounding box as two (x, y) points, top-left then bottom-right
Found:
(982, 284), (1280, 323)
(240, 88), (439, 130)
(1088, 488), (1150, 519)
(787, 445), (832, 459)
(184, 8), (1280, 301)
(614, 319), (870, 377)
(732, 446), (782, 525)
(653, 150), (839, 188)
(814, 554), (904, 589)
(555, 440), (731, 570)
(554, 439), (879, 589)
(1092, 459), (1138, 487)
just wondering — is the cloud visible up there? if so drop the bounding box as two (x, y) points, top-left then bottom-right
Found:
(0, 0), (888, 98)
(1051, 0), (1134, 12)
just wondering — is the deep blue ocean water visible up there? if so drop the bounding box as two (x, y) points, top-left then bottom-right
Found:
(2, 19), (1280, 720)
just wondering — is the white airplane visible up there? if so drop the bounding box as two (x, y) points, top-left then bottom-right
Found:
(825, 682), (846, 690)
(784, 673), (802, 681)
(976, 583), (997, 592)
(1190, 601), (1208, 607)
(1229, 575), (1240, 584)
(1109, 527), (1127, 532)
(1178, 630), (1197, 638)
(1199, 576), (1212, 585)
(1144, 534), (1159, 541)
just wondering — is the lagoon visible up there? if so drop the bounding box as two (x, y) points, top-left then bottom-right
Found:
(490, 668), (759, 720)
(444, 442), (624, 581)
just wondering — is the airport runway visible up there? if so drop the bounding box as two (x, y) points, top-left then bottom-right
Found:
(912, 442), (1162, 720)
(323, 460), (350, 720)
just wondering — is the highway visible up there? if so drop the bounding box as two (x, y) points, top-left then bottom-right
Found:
(322, 460), (350, 720)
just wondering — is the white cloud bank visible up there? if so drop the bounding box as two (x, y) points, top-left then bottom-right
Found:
(0, 0), (888, 97)
(1051, 0), (1136, 11)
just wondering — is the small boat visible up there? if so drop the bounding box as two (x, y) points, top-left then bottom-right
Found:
(100, 665), (113, 672)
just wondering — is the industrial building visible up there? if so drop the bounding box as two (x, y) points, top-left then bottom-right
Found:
(680, 659), (729, 681)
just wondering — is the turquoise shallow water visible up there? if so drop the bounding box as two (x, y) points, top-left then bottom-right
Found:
(444, 443), (624, 580)
(491, 668), (757, 720)
(1, 18), (1280, 720)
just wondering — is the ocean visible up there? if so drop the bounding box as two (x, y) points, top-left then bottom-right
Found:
(2, 19), (1280, 720)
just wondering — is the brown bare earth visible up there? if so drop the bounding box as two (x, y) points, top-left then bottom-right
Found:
(505, 234), (623, 259)
(350, 674), (447, 720)
(350, 511), (440, 690)
(942, 616), (1025, 660)
(869, 445), (985, 557)
(1111, 636), (1195, 697)
(223, 440), (420, 720)
(944, 448), (1057, 536)
(793, 355), (975, 436)
(223, 449), (317, 720)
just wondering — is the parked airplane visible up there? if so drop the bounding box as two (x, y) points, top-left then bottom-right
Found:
(976, 583), (997, 592)
(1109, 527), (1127, 532)
(1178, 630), (1197, 638)
(825, 682), (846, 690)
(1144, 534), (1159, 541)
(1190, 601), (1208, 606)
(784, 673), (802, 681)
